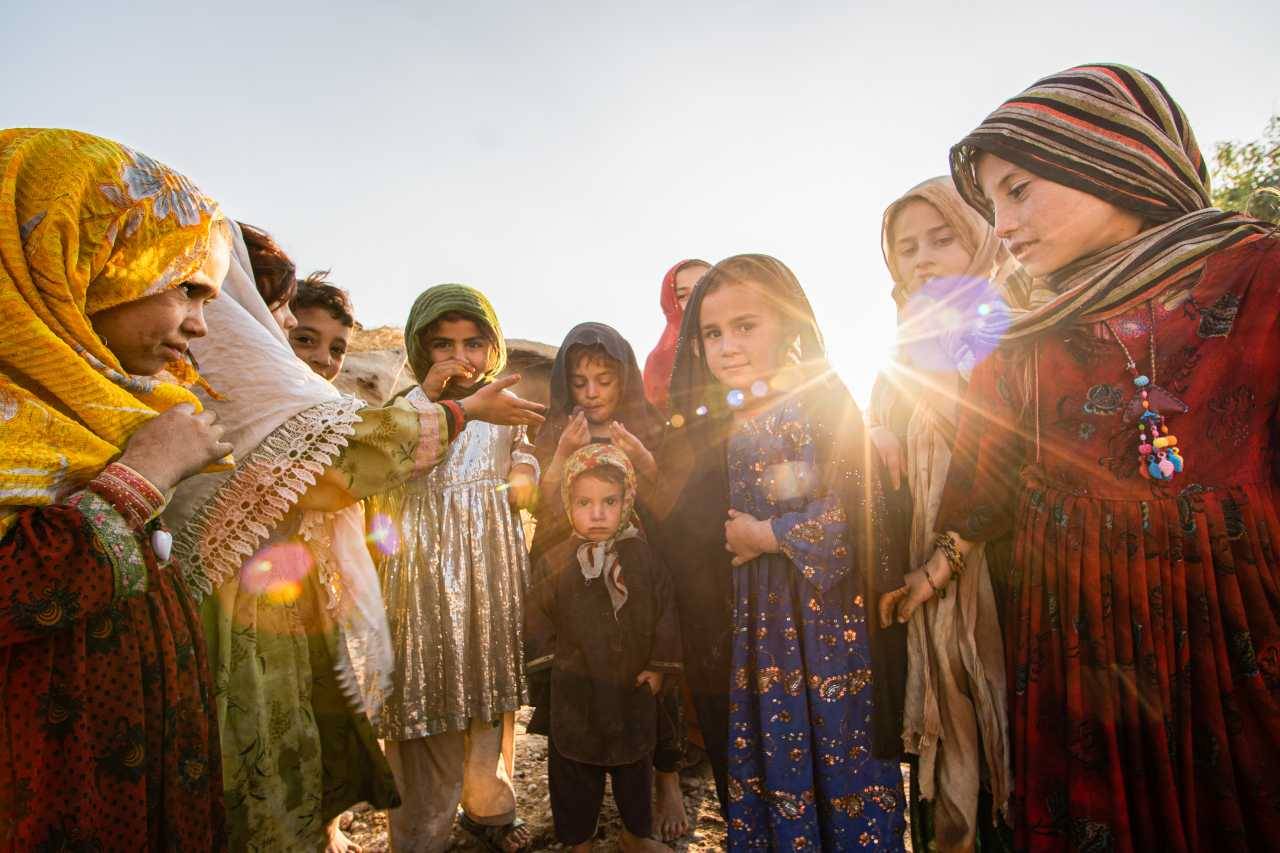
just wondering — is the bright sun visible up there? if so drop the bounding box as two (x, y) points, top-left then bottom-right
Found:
(821, 294), (897, 409)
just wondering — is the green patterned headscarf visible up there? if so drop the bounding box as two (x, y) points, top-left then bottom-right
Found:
(403, 283), (507, 384)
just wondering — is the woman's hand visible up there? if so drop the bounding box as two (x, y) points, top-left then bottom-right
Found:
(460, 375), (546, 427)
(724, 508), (778, 567)
(420, 357), (477, 401)
(555, 410), (591, 460)
(117, 404), (233, 493)
(507, 463), (537, 510)
(609, 421), (657, 481)
(869, 425), (907, 491)
(636, 670), (664, 695)
(878, 548), (953, 626)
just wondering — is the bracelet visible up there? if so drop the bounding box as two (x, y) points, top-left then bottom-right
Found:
(455, 398), (468, 426)
(933, 532), (966, 578)
(922, 565), (944, 599)
(89, 462), (167, 531)
(441, 400), (466, 440)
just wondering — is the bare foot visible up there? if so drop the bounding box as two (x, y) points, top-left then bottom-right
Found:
(325, 814), (361, 853)
(620, 828), (672, 852)
(499, 821), (532, 853)
(653, 770), (690, 841)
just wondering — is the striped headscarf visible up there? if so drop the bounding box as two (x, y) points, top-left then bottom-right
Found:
(950, 63), (1272, 343)
(0, 128), (226, 536)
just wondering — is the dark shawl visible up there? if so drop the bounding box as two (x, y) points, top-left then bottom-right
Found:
(658, 255), (910, 759)
(529, 322), (663, 563)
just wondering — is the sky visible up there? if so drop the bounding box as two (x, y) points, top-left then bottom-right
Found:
(3, 1), (1278, 403)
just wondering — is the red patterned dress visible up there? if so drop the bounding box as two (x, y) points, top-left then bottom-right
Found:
(938, 236), (1280, 852)
(0, 492), (224, 849)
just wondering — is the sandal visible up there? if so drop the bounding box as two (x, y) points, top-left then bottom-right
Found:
(458, 813), (531, 853)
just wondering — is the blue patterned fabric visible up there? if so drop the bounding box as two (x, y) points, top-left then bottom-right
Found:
(726, 394), (906, 851)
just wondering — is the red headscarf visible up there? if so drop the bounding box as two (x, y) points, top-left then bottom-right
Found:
(642, 258), (709, 411)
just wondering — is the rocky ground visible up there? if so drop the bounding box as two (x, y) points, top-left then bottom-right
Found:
(347, 709), (728, 851)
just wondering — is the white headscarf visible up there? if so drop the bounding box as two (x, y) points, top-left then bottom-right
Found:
(166, 221), (392, 720)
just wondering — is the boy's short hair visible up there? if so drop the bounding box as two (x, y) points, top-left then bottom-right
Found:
(571, 463), (628, 493)
(291, 271), (357, 328)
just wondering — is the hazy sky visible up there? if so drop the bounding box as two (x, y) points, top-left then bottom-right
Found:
(4, 1), (1277, 401)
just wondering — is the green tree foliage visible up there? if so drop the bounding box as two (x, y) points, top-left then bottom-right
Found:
(1211, 114), (1280, 222)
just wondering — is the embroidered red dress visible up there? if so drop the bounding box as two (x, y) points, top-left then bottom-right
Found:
(0, 497), (224, 849)
(938, 236), (1280, 852)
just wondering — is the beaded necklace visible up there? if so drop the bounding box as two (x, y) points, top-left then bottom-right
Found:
(1102, 302), (1190, 481)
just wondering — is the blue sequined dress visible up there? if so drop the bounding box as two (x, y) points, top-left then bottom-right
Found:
(726, 395), (906, 850)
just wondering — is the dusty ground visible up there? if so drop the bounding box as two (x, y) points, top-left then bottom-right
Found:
(347, 708), (728, 852)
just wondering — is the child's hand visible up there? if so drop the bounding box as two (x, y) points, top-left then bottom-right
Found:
(609, 421), (657, 481)
(878, 551), (951, 627)
(869, 425), (907, 491)
(421, 357), (477, 401)
(724, 509), (778, 567)
(461, 375), (546, 427)
(507, 463), (537, 510)
(555, 410), (591, 459)
(636, 670), (663, 695)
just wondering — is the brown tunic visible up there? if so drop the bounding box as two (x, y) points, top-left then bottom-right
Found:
(525, 536), (682, 766)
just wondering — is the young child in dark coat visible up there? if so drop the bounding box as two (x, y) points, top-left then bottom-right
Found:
(525, 444), (681, 852)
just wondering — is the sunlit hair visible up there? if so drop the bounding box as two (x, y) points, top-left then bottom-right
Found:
(694, 254), (823, 366)
(668, 253), (830, 424)
(291, 270), (357, 328)
(237, 221), (297, 310)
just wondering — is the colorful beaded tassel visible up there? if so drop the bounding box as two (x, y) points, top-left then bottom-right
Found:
(1129, 375), (1185, 481)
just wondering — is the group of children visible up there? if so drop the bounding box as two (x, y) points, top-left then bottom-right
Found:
(6, 59), (1280, 853)
(246, 228), (907, 850)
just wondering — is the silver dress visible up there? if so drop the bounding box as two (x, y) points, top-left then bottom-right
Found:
(372, 393), (537, 741)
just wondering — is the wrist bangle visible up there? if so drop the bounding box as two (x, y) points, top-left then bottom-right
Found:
(922, 565), (944, 599)
(89, 462), (167, 531)
(455, 398), (468, 425)
(441, 400), (465, 440)
(933, 532), (965, 578)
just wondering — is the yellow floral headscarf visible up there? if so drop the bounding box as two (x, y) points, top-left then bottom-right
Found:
(0, 128), (226, 535)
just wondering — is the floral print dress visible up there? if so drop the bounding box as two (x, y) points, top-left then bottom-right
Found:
(726, 394), (906, 850)
(938, 237), (1280, 852)
(0, 502), (223, 850)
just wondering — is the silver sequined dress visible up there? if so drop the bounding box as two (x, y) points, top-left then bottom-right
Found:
(372, 389), (538, 740)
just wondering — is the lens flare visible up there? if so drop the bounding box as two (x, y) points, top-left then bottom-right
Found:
(897, 275), (1010, 373)
(726, 389), (745, 409)
(695, 405), (709, 417)
(669, 413), (685, 429)
(750, 380), (770, 398)
(367, 512), (401, 556)
(240, 543), (313, 601)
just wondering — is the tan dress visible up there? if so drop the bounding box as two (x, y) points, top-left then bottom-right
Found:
(369, 388), (537, 851)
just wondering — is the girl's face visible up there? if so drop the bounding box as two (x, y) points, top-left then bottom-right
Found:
(673, 264), (709, 311)
(976, 153), (1145, 277)
(569, 472), (624, 541)
(288, 307), (352, 381)
(698, 281), (789, 392)
(423, 316), (493, 390)
(891, 199), (974, 293)
(90, 233), (229, 376)
(569, 352), (622, 425)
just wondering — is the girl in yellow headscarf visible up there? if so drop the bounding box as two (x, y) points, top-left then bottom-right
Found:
(0, 128), (234, 850)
